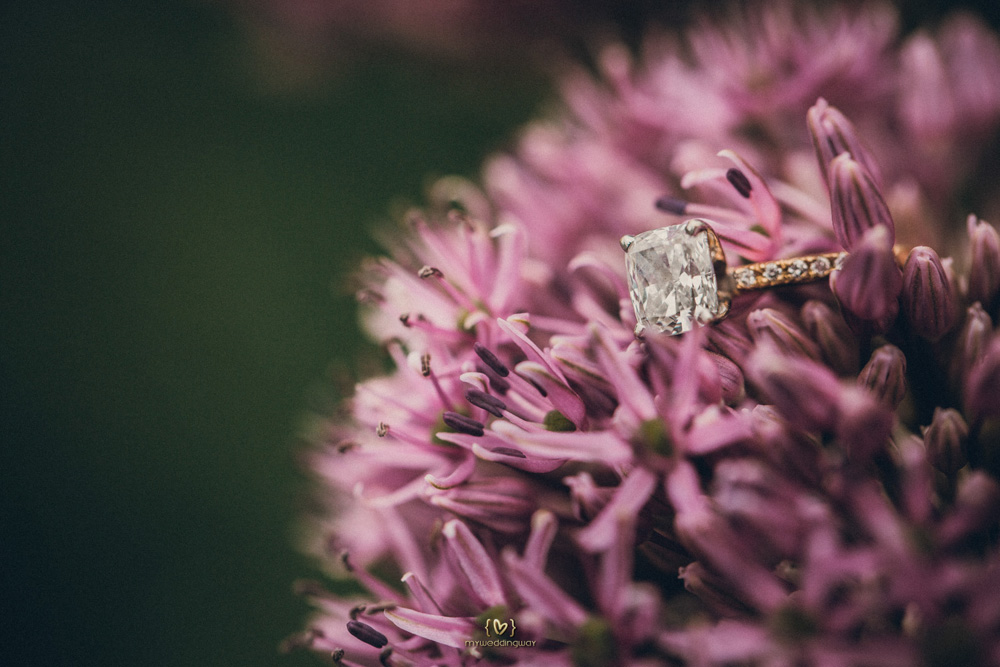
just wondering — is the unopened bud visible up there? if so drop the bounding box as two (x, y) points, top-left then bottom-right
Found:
(831, 226), (901, 332)
(835, 386), (894, 462)
(967, 215), (1000, 309)
(858, 344), (907, 409)
(901, 246), (957, 341)
(829, 153), (894, 251)
(801, 300), (859, 375)
(807, 98), (880, 188)
(965, 337), (1000, 423)
(746, 308), (820, 360)
(950, 302), (993, 387)
(745, 344), (842, 432)
(922, 407), (968, 475)
(710, 352), (745, 404)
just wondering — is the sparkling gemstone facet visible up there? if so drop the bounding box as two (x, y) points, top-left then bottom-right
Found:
(811, 257), (831, 273)
(624, 224), (722, 335)
(737, 269), (757, 289)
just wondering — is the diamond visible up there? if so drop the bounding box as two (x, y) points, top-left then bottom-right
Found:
(789, 259), (809, 278)
(624, 224), (724, 335)
(811, 257), (831, 273)
(736, 269), (757, 289)
(763, 263), (782, 281)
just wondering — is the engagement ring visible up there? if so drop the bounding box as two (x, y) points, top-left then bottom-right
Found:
(621, 219), (846, 336)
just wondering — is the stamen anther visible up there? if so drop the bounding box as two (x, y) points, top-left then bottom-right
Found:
(726, 168), (753, 198)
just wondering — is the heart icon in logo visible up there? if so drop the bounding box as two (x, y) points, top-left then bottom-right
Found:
(492, 619), (509, 636)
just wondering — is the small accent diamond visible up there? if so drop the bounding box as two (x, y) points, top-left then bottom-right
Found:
(835, 252), (847, 270)
(736, 269), (757, 289)
(811, 257), (831, 273)
(789, 259), (809, 278)
(763, 263), (782, 281)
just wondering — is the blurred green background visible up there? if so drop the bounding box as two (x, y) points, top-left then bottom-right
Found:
(3, 1), (998, 666)
(1, 1), (544, 665)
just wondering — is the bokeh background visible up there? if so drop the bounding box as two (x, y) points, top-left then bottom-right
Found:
(2, 1), (998, 666)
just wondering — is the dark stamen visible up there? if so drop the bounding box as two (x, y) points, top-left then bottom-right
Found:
(474, 342), (510, 377)
(655, 195), (689, 215)
(726, 168), (753, 198)
(476, 361), (511, 394)
(491, 446), (527, 458)
(420, 353), (431, 377)
(331, 648), (346, 663)
(399, 313), (411, 327)
(347, 620), (389, 648)
(466, 388), (507, 417)
(442, 411), (485, 437)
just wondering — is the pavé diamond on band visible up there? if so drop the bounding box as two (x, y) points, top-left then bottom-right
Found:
(621, 219), (846, 336)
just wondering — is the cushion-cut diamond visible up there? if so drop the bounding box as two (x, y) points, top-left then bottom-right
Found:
(624, 224), (723, 335)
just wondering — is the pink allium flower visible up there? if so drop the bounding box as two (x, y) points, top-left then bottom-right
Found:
(288, 3), (1000, 665)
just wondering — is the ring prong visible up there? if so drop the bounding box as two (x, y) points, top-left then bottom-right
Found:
(715, 299), (731, 321)
(683, 218), (707, 235)
(620, 235), (636, 251)
(634, 322), (646, 338)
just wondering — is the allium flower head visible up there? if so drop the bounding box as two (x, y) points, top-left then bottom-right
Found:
(290, 4), (1000, 665)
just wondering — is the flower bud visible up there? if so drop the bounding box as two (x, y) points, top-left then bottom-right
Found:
(949, 302), (993, 387)
(967, 215), (1000, 309)
(922, 407), (969, 475)
(831, 226), (901, 332)
(750, 405), (822, 485)
(708, 351), (745, 405)
(901, 246), (957, 341)
(939, 472), (1000, 548)
(829, 152), (895, 251)
(708, 319), (753, 365)
(745, 344), (842, 432)
(858, 344), (907, 409)
(746, 308), (820, 360)
(965, 336), (1000, 423)
(835, 386), (894, 462)
(801, 300), (859, 375)
(807, 98), (880, 188)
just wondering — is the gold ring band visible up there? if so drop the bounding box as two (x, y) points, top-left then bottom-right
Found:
(728, 252), (847, 293)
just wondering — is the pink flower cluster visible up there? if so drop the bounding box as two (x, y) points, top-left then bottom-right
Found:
(289, 4), (1000, 665)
